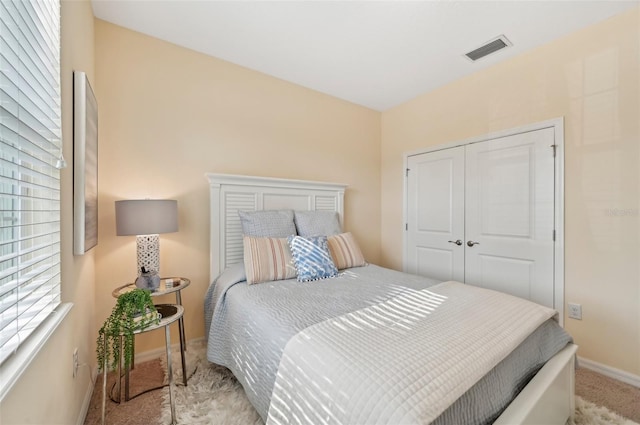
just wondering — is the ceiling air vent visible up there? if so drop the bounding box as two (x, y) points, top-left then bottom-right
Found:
(465, 35), (512, 62)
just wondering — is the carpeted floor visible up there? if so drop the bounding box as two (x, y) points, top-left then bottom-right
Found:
(84, 358), (165, 425)
(84, 341), (640, 425)
(576, 367), (640, 423)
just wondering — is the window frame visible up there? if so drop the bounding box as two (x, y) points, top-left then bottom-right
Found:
(0, 0), (73, 400)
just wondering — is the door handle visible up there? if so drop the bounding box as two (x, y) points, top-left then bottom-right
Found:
(448, 240), (462, 246)
(467, 240), (480, 247)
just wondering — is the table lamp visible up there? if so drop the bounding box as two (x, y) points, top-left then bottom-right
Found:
(115, 199), (178, 275)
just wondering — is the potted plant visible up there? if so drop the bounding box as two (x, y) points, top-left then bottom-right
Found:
(97, 288), (160, 371)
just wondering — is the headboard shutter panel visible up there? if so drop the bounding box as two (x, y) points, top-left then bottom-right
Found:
(207, 173), (347, 283)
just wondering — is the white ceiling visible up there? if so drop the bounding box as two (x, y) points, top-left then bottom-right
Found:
(91, 0), (638, 111)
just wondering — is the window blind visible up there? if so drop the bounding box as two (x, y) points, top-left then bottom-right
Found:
(0, 0), (62, 366)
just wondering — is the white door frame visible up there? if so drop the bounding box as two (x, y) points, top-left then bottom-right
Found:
(402, 117), (565, 325)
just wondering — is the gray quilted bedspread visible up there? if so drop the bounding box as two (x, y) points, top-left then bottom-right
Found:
(205, 264), (571, 424)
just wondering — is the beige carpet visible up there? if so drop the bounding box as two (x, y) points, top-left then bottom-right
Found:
(84, 341), (640, 425)
(576, 367), (640, 423)
(84, 359), (164, 425)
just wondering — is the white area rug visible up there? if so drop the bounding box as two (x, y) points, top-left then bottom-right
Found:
(571, 397), (639, 425)
(161, 341), (638, 425)
(160, 340), (261, 425)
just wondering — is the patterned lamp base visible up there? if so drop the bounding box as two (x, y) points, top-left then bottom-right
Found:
(136, 234), (160, 273)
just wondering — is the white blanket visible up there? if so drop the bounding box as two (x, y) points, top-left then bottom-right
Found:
(266, 281), (558, 425)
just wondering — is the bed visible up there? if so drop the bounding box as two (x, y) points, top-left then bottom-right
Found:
(204, 173), (577, 425)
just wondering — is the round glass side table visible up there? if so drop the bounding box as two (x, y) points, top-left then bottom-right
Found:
(101, 304), (183, 425)
(112, 277), (190, 379)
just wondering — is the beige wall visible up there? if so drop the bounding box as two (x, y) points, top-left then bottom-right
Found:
(0, 1), (97, 424)
(4, 7), (637, 424)
(381, 7), (640, 375)
(93, 20), (382, 353)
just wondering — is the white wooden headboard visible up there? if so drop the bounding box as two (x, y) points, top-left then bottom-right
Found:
(206, 173), (348, 283)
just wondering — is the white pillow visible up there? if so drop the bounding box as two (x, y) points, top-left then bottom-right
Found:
(239, 210), (296, 238)
(294, 210), (341, 237)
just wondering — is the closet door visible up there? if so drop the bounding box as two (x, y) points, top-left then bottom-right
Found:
(464, 128), (555, 307)
(406, 147), (465, 282)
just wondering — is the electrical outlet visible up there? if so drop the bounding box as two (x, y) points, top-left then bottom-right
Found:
(568, 303), (582, 320)
(73, 348), (79, 378)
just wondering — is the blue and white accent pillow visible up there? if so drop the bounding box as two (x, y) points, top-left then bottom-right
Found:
(288, 235), (338, 282)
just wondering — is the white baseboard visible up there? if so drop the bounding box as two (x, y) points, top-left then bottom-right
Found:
(578, 356), (640, 389)
(133, 337), (205, 365)
(76, 368), (98, 425)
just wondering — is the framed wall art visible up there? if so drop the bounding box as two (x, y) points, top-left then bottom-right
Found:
(73, 71), (98, 255)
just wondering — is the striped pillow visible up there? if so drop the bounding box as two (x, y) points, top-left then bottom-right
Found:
(243, 236), (297, 284)
(327, 232), (366, 270)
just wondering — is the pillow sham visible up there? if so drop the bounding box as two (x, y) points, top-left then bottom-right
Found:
(239, 209), (296, 238)
(243, 236), (297, 285)
(288, 235), (338, 282)
(327, 232), (366, 270)
(294, 210), (341, 237)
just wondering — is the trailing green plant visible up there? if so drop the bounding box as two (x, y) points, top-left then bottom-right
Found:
(96, 288), (160, 371)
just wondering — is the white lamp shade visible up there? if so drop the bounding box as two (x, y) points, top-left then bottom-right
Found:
(115, 199), (178, 236)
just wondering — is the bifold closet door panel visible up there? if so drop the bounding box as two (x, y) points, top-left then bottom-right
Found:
(406, 147), (465, 282)
(464, 127), (555, 308)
